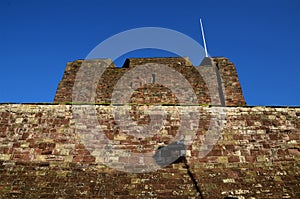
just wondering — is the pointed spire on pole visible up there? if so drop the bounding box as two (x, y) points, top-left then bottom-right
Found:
(200, 18), (209, 57)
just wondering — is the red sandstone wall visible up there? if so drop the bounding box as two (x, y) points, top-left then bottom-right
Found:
(0, 104), (299, 198)
(54, 57), (246, 106)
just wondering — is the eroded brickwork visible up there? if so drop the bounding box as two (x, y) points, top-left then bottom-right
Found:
(0, 57), (298, 198)
(0, 104), (299, 198)
(54, 57), (246, 106)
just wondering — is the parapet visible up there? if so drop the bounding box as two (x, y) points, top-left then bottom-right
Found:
(122, 57), (193, 68)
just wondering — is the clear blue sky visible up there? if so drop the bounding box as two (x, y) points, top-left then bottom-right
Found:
(0, 0), (299, 105)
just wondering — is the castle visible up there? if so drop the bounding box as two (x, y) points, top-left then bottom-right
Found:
(0, 57), (299, 198)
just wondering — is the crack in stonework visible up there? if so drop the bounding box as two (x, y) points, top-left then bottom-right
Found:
(182, 157), (204, 199)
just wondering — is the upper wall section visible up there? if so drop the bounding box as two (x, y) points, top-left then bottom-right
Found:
(54, 57), (246, 106)
(122, 57), (193, 68)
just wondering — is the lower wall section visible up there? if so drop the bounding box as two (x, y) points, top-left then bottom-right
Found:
(0, 161), (199, 198)
(0, 104), (299, 198)
(0, 161), (299, 198)
(191, 162), (300, 199)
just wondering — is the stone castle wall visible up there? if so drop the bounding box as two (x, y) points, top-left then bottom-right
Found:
(1, 57), (299, 198)
(0, 104), (299, 198)
(54, 57), (246, 106)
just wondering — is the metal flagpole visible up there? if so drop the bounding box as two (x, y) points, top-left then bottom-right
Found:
(200, 18), (209, 57)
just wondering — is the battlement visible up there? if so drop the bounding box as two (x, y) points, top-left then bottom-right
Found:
(122, 57), (193, 68)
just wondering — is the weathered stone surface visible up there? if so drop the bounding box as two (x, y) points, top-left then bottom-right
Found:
(54, 57), (246, 106)
(0, 57), (298, 198)
(0, 104), (299, 198)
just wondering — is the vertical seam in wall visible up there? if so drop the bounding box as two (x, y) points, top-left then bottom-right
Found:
(214, 63), (226, 107)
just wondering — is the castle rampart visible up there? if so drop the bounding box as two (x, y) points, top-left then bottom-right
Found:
(0, 57), (299, 198)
